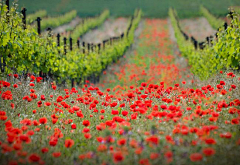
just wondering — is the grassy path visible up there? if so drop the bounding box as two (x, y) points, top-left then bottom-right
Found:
(98, 19), (191, 91)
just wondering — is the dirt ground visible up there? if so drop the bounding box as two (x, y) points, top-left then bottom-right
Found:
(180, 17), (217, 42)
(51, 17), (82, 34)
(80, 18), (129, 44)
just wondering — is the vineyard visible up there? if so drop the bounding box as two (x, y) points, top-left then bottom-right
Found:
(0, 0), (240, 165)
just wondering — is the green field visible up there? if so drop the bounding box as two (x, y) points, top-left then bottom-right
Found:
(15, 0), (240, 18)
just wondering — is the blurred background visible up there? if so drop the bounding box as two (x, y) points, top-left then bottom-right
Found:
(16, 0), (240, 18)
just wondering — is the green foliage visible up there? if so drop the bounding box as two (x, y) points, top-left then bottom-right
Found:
(27, 10), (47, 24)
(200, 5), (224, 29)
(41, 10), (77, 30)
(169, 8), (240, 80)
(71, 10), (109, 41)
(0, 3), (141, 84)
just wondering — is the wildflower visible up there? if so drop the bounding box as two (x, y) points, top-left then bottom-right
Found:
(117, 138), (126, 146)
(39, 117), (47, 124)
(52, 152), (61, 158)
(82, 120), (90, 127)
(122, 110), (128, 116)
(28, 154), (40, 162)
(205, 138), (216, 145)
(113, 152), (124, 163)
(65, 139), (74, 148)
(71, 124), (76, 129)
(203, 148), (215, 156)
(41, 148), (49, 153)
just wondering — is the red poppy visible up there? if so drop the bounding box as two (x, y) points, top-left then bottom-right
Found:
(52, 152), (61, 158)
(164, 151), (173, 159)
(146, 135), (159, 145)
(82, 120), (90, 127)
(205, 138), (216, 145)
(190, 153), (203, 162)
(65, 139), (74, 148)
(41, 148), (49, 153)
(150, 153), (159, 160)
(19, 134), (31, 143)
(97, 144), (107, 152)
(117, 138), (126, 146)
(71, 123), (76, 129)
(231, 118), (239, 125)
(113, 152), (124, 163)
(82, 127), (90, 133)
(122, 110), (128, 116)
(84, 133), (91, 139)
(203, 148), (215, 156)
(28, 153), (40, 162)
(39, 117), (47, 124)
(139, 159), (150, 165)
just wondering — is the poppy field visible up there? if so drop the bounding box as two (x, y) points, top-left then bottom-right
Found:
(1, 1), (240, 165)
(1, 17), (240, 164)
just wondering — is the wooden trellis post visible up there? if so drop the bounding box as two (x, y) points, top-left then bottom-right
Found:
(91, 43), (94, 52)
(21, 8), (27, 29)
(69, 37), (73, 51)
(64, 37), (67, 55)
(82, 42), (85, 54)
(97, 43), (101, 53)
(77, 40), (80, 48)
(87, 43), (90, 53)
(57, 33), (60, 46)
(36, 17), (41, 35)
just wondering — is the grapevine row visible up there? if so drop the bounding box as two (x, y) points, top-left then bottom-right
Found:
(0, 3), (141, 86)
(70, 10), (110, 42)
(40, 10), (77, 30)
(169, 8), (240, 80)
(27, 10), (47, 24)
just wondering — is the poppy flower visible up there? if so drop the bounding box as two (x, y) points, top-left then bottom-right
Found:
(52, 152), (61, 158)
(13, 143), (22, 150)
(205, 138), (216, 145)
(19, 134), (31, 143)
(117, 138), (126, 146)
(49, 139), (58, 147)
(113, 152), (124, 163)
(146, 135), (159, 145)
(139, 159), (150, 165)
(190, 153), (203, 162)
(82, 128), (90, 133)
(65, 139), (74, 148)
(97, 144), (107, 152)
(231, 118), (239, 125)
(150, 153), (159, 160)
(84, 133), (91, 139)
(203, 148), (215, 156)
(122, 111), (128, 116)
(28, 153), (40, 162)
(39, 117), (47, 124)
(82, 120), (90, 127)
(164, 151), (173, 159)
(71, 124), (76, 129)
(41, 148), (49, 153)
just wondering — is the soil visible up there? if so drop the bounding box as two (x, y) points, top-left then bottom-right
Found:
(80, 18), (128, 44)
(51, 17), (82, 34)
(180, 17), (217, 42)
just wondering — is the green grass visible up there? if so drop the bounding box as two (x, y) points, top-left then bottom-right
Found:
(13, 0), (240, 18)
